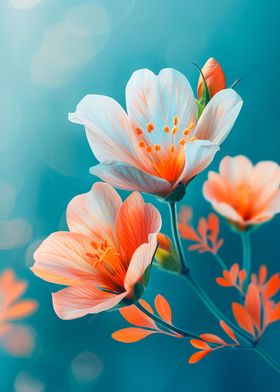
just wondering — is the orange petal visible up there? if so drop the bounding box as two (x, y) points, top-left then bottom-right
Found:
(219, 320), (239, 344)
(207, 213), (219, 243)
(245, 283), (261, 332)
(229, 263), (239, 284)
(239, 269), (247, 289)
(2, 300), (38, 322)
(178, 223), (200, 242)
(232, 303), (255, 337)
(139, 299), (154, 314)
(189, 339), (210, 349)
(263, 273), (280, 299)
(268, 302), (280, 324)
(112, 327), (157, 343)
(258, 265), (268, 286)
(188, 349), (212, 364)
(216, 277), (232, 287)
(200, 333), (226, 345)
(0, 270), (27, 307)
(154, 294), (172, 324)
(197, 218), (208, 239)
(119, 305), (157, 329)
(197, 57), (226, 99)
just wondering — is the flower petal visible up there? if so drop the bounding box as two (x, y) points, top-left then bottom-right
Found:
(90, 161), (171, 196)
(126, 68), (196, 145)
(219, 320), (239, 344)
(188, 349), (212, 364)
(245, 283), (261, 332)
(112, 327), (157, 343)
(154, 294), (172, 324)
(69, 95), (138, 165)
(67, 182), (122, 247)
(194, 89), (243, 145)
(119, 305), (157, 329)
(52, 285), (127, 320)
(116, 192), (161, 261)
(32, 232), (99, 286)
(124, 234), (158, 293)
(232, 302), (255, 337)
(180, 140), (219, 186)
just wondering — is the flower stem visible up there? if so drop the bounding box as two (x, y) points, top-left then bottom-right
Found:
(241, 231), (251, 284)
(254, 346), (280, 373)
(168, 202), (189, 273)
(212, 252), (227, 270)
(135, 301), (198, 339)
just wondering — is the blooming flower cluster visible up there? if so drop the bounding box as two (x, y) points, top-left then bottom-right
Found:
(31, 58), (280, 373)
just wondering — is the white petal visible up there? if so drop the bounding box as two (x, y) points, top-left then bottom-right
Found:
(69, 95), (138, 165)
(125, 68), (197, 145)
(194, 89), (243, 145)
(90, 161), (171, 196)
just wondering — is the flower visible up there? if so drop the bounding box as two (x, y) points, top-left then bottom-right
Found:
(203, 155), (280, 230)
(69, 68), (242, 199)
(154, 234), (180, 272)
(216, 263), (247, 294)
(178, 206), (223, 254)
(31, 182), (161, 320)
(197, 58), (226, 99)
(0, 269), (38, 357)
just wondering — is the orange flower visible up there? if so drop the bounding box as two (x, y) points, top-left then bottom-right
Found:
(154, 234), (180, 272)
(197, 58), (226, 99)
(216, 263), (247, 294)
(31, 183), (161, 320)
(112, 294), (183, 343)
(178, 206), (223, 254)
(0, 270), (37, 357)
(203, 156), (280, 230)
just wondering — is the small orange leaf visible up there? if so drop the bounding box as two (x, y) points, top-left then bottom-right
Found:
(112, 328), (157, 343)
(189, 339), (210, 350)
(229, 263), (239, 283)
(239, 270), (247, 289)
(245, 283), (261, 332)
(139, 299), (154, 314)
(178, 224), (200, 242)
(232, 303), (255, 337)
(119, 305), (157, 330)
(263, 273), (280, 299)
(219, 320), (239, 344)
(200, 333), (226, 345)
(268, 302), (280, 324)
(258, 265), (268, 286)
(216, 277), (232, 287)
(188, 349), (212, 364)
(3, 300), (38, 321)
(154, 295), (172, 324)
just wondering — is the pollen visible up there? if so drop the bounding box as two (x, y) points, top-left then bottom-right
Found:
(171, 126), (178, 135)
(179, 139), (186, 145)
(136, 127), (142, 135)
(146, 145), (153, 153)
(183, 129), (191, 136)
(170, 145), (175, 153)
(147, 122), (154, 133)
(164, 125), (170, 133)
(139, 141), (145, 148)
(154, 144), (161, 151)
(173, 116), (178, 126)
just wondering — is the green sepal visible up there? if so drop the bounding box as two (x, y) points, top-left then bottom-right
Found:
(164, 182), (186, 203)
(194, 62), (211, 118)
(195, 99), (205, 119)
(133, 282), (145, 301)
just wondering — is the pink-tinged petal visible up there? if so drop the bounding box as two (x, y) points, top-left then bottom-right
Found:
(69, 95), (138, 166)
(52, 285), (127, 320)
(67, 182), (122, 247)
(179, 140), (219, 186)
(248, 189), (280, 224)
(125, 68), (196, 145)
(202, 171), (230, 201)
(116, 192), (161, 261)
(124, 234), (158, 293)
(32, 232), (99, 286)
(194, 89), (243, 145)
(206, 199), (243, 223)
(90, 161), (171, 196)
(219, 155), (253, 185)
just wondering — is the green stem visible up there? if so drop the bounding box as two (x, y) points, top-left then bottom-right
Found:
(168, 202), (189, 273)
(241, 231), (251, 282)
(135, 301), (198, 339)
(255, 346), (280, 373)
(212, 252), (228, 270)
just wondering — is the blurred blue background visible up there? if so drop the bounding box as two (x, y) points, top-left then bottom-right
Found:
(0, 0), (279, 390)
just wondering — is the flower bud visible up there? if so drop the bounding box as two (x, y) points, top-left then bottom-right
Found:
(155, 234), (181, 273)
(197, 58), (226, 99)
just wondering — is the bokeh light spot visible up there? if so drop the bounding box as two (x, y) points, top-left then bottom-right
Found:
(0, 219), (33, 249)
(71, 351), (104, 384)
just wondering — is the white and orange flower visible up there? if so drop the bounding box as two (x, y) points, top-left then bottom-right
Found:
(69, 68), (242, 198)
(31, 182), (161, 320)
(203, 156), (280, 230)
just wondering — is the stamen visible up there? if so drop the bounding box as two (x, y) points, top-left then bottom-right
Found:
(146, 145), (152, 153)
(170, 145), (175, 153)
(173, 116), (178, 126)
(139, 141), (145, 148)
(147, 123), (154, 133)
(154, 144), (161, 151)
(179, 139), (186, 145)
(171, 126), (178, 135)
(183, 129), (191, 136)
(164, 125), (170, 133)
(136, 127), (142, 135)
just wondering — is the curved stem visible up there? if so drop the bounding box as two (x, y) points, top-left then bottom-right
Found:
(168, 202), (189, 273)
(241, 231), (251, 284)
(255, 346), (280, 373)
(135, 301), (198, 339)
(212, 252), (227, 270)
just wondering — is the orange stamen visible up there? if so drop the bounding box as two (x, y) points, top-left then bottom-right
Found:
(146, 145), (152, 153)
(154, 144), (161, 151)
(136, 127), (142, 135)
(139, 141), (145, 148)
(171, 126), (177, 135)
(173, 116), (178, 126)
(147, 123), (154, 133)
(164, 125), (170, 133)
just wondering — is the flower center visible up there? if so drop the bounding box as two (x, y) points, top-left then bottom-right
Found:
(135, 116), (196, 183)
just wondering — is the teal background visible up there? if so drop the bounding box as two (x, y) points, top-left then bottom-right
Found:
(0, 0), (279, 390)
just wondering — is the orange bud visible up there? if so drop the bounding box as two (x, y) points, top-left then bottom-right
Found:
(197, 58), (226, 99)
